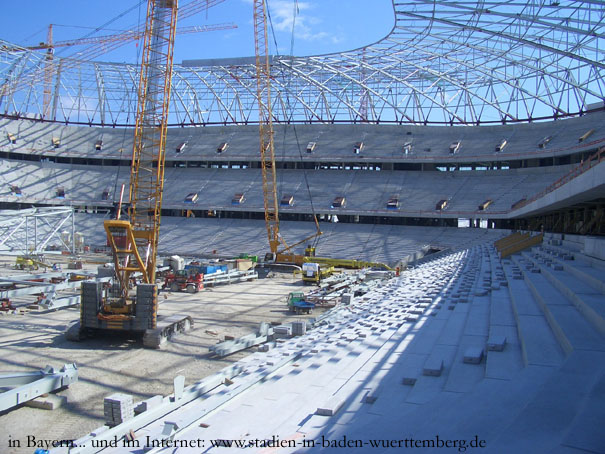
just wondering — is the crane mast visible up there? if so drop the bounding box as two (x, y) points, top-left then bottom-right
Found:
(105, 0), (178, 305)
(253, 0), (322, 262)
(253, 0), (283, 256)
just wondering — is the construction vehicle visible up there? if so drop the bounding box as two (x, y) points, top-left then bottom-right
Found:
(67, 0), (195, 348)
(15, 255), (50, 270)
(286, 292), (315, 314)
(302, 262), (334, 285)
(163, 270), (203, 293)
(253, 0), (323, 267)
(302, 256), (392, 271)
(253, 2), (393, 272)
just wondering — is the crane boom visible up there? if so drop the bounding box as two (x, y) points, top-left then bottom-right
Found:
(27, 24), (236, 51)
(253, 0), (321, 262)
(253, 0), (283, 255)
(2, 1), (228, 121)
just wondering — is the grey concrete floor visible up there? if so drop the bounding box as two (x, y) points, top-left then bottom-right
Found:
(0, 253), (319, 454)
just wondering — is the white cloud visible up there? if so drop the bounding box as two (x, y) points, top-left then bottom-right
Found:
(241, 0), (343, 46)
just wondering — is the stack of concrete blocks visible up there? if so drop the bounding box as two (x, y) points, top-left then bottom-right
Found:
(81, 281), (102, 329)
(273, 325), (292, 339)
(104, 393), (134, 427)
(291, 321), (306, 336)
(341, 293), (354, 305)
(134, 395), (163, 416)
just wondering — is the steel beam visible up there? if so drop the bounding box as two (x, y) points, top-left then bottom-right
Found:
(0, 364), (78, 413)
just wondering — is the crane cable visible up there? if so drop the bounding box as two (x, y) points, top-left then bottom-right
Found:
(112, 0), (145, 218)
(266, 0), (321, 249)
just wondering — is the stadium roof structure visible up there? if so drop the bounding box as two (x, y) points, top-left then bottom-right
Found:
(1, 0), (604, 126)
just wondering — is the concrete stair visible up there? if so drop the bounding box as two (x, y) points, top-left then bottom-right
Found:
(511, 254), (605, 356)
(521, 249), (605, 337)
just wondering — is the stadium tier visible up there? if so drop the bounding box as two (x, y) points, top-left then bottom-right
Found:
(1, 111), (604, 163)
(0, 1), (604, 453)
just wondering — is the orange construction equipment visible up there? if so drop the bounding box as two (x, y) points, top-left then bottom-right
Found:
(163, 270), (203, 293)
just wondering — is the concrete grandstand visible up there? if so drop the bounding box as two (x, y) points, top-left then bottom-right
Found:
(0, 1), (604, 453)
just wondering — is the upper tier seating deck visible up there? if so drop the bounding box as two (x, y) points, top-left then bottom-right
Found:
(1, 110), (604, 163)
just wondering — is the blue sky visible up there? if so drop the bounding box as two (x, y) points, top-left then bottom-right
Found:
(1, 0), (394, 64)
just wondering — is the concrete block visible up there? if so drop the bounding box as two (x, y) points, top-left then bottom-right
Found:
(316, 395), (346, 416)
(364, 394), (378, 404)
(463, 347), (484, 364)
(273, 325), (292, 339)
(487, 336), (507, 352)
(24, 394), (66, 410)
(402, 376), (417, 386)
(341, 293), (354, 305)
(423, 358), (444, 376)
(134, 395), (163, 415)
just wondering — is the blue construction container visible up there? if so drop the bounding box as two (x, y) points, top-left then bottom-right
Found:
(185, 264), (228, 275)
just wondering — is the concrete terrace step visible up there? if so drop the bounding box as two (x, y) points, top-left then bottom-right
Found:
(402, 248), (485, 401)
(560, 367), (605, 453)
(511, 255), (605, 355)
(543, 242), (605, 273)
(537, 246), (605, 294)
(443, 294), (489, 392)
(489, 350), (605, 453)
(364, 361), (560, 451)
(522, 250), (605, 337)
(485, 249), (524, 380)
(441, 248), (489, 393)
(502, 259), (565, 367)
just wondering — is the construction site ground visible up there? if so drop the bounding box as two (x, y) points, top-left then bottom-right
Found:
(0, 253), (319, 454)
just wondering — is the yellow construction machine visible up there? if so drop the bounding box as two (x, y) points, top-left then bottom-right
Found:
(67, 0), (193, 348)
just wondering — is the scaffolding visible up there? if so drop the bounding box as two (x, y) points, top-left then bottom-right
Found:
(0, 206), (76, 255)
(1, 1), (604, 126)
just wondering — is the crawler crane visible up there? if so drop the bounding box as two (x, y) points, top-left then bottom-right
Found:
(253, 0), (322, 266)
(252, 1), (390, 272)
(67, 0), (193, 348)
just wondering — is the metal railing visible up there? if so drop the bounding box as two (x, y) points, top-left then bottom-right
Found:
(494, 232), (529, 251)
(513, 147), (605, 211)
(500, 233), (544, 259)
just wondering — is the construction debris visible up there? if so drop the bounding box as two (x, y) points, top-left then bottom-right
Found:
(209, 322), (273, 357)
(24, 394), (67, 410)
